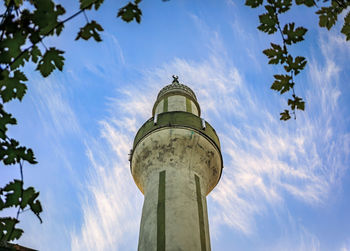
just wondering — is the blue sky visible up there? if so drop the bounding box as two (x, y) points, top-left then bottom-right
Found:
(1, 0), (350, 250)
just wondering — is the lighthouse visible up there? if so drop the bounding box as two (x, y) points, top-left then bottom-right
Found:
(130, 76), (223, 251)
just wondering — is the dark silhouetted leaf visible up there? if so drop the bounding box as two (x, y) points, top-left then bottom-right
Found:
(3, 180), (22, 208)
(29, 31), (41, 44)
(316, 4), (342, 30)
(117, 1), (142, 23)
(36, 48), (65, 77)
(284, 55), (307, 75)
(0, 70), (27, 103)
(32, 0), (66, 35)
(0, 139), (37, 165)
(0, 197), (4, 211)
(80, 0), (104, 10)
(76, 20), (104, 42)
(283, 22), (307, 45)
(0, 30), (27, 66)
(21, 186), (42, 222)
(280, 110), (291, 120)
(341, 11), (350, 40)
(27, 192), (42, 223)
(258, 11), (278, 34)
(20, 187), (35, 209)
(263, 43), (287, 64)
(0, 105), (17, 140)
(288, 95), (305, 110)
(295, 0), (315, 7)
(10, 51), (30, 70)
(270, 0), (292, 13)
(271, 74), (293, 94)
(30, 45), (42, 63)
(0, 217), (23, 241)
(245, 0), (263, 8)
(5, 0), (24, 8)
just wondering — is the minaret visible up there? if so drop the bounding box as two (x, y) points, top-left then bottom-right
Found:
(130, 76), (223, 251)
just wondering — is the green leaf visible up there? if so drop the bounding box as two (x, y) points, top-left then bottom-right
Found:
(263, 43), (287, 64)
(245, 0), (263, 8)
(21, 187), (42, 222)
(0, 139), (37, 165)
(283, 23), (307, 45)
(0, 217), (23, 242)
(10, 51), (31, 70)
(258, 11), (278, 34)
(28, 193), (42, 223)
(30, 45), (42, 63)
(32, 0), (66, 35)
(0, 70), (27, 103)
(5, 0), (24, 8)
(295, 0), (315, 7)
(19, 9), (35, 36)
(29, 31), (41, 45)
(316, 5), (341, 30)
(284, 55), (307, 75)
(0, 197), (4, 211)
(341, 11), (350, 40)
(3, 180), (22, 208)
(117, 1), (142, 23)
(29, 199), (42, 215)
(288, 95), (305, 110)
(0, 104), (17, 140)
(271, 74), (293, 94)
(36, 47), (65, 77)
(0, 31), (26, 64)
(80, 0), (104, 10)
(0, 182), (42, 222)
(75, 20), (104, 42)
(269, 0), (292, 13)
(21, 187), (35, 209)
(280, 109), (291, 121)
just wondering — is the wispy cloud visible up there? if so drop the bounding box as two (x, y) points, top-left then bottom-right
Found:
(31, 75), (81, 138)
(208, 30), (350, 236)
(71, 20), (349, 250)
(340, 238), (350, 251)
(261, 212), (321, 251)
(70, 133), (142, 250)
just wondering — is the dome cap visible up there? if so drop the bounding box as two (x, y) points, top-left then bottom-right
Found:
(157, 75), (197, 101)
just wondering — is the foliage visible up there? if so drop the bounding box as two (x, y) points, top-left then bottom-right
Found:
(245, 0), (350, 120)
(1, 0), (349, 246)
(0, 0), (143, 246)
(117, 0), (142, 23)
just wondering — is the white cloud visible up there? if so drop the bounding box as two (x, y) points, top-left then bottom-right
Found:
(261, 212), (321, 251)
(340, 238), (350, 251)
(208, 30), (350, 237)
(70, 130), (142, 251)
(71, 20), (349, 251)
(31, 76), (81, 138)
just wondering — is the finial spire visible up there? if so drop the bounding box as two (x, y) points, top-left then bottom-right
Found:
(172, 75), (179, 84)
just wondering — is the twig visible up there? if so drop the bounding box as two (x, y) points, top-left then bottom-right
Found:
(83, 10), (89, 23)
(275, 11), (297, 120)
(6, 160), (24, 241)
(4, 0), (101, 71)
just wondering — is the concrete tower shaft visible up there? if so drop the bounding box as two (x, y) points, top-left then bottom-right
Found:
(130, 77), (223, 251)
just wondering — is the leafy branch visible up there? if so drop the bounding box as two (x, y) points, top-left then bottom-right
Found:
(245, 0), (350, 120)
(0, 0), (143, 246)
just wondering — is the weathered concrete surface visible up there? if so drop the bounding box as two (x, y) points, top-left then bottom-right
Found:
(154, 95), (199, 116)
(168, 95), (186, 113)
(154, 99), (164, 115)
(131, 128), (221, 251)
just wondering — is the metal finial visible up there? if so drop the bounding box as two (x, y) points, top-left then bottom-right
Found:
(172, 75), (179, 84)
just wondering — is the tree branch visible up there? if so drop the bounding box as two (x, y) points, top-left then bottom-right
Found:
(4, 0), (101, 71)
